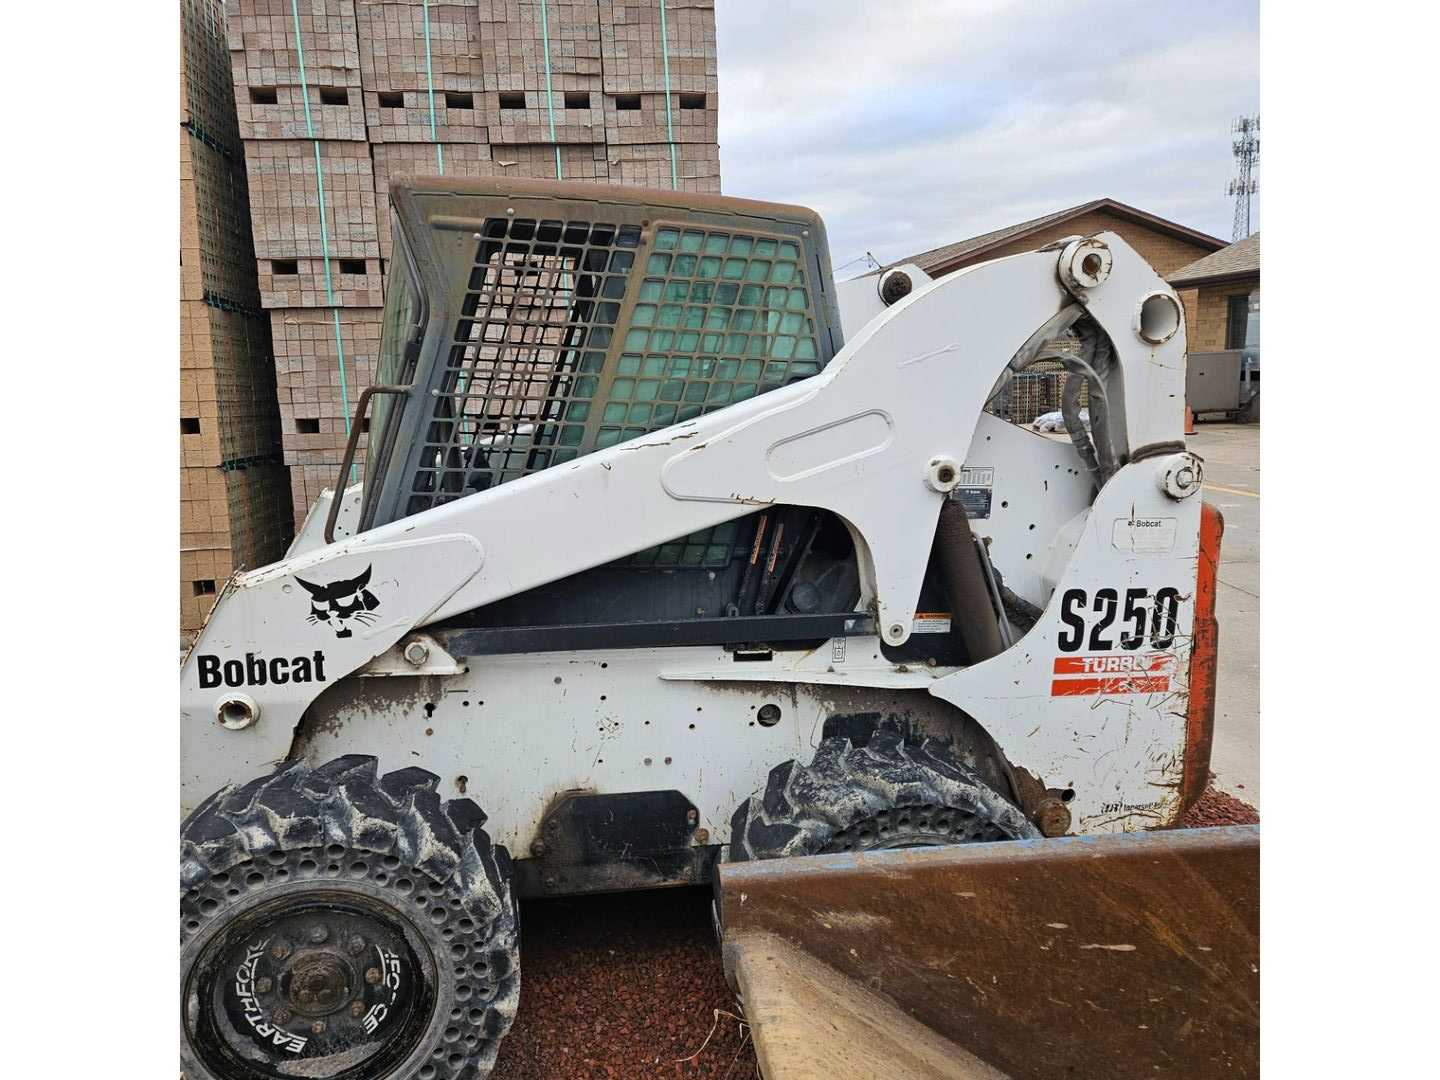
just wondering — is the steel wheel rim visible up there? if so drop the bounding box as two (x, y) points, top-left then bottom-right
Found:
(184, 887), (436, 1080)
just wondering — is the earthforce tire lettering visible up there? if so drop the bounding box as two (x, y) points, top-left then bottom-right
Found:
(180, 755), (519, 1080)
(728, 726), (1040, 860)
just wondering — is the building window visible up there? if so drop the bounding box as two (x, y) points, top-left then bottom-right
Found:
(1226, 295), (1249, 350)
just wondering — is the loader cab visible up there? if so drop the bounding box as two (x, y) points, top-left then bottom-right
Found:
(360, 180), (846, 528)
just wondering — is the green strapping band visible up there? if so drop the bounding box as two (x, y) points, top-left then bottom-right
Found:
(539, 0), (562, 178)
(422, 0), (445, 174)
(288, 0), (354, 460)
(659, 0), (678, 189)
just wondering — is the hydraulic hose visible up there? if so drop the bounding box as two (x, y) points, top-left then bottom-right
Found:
(1060, 368), (1101, 480)
(934, 501), (1005, 663)
(1000, 315), (1118, 489)
(1008, 304), (1085, 372)
(1073, 317), (1119, 482)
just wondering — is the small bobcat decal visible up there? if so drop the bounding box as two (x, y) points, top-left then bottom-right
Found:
(296, 565), (380, 638)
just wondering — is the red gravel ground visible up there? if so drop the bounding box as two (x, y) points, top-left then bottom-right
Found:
(490, 886), (756, 1080)
(492, 787), (1257, 1077)
(1180, 784), (1261, 828)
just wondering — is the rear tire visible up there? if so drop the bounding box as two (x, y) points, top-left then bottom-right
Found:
(180, 755), (519, 1080)
(728, 726), (1039, 860)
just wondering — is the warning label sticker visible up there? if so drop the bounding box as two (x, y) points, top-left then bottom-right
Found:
(953, 488), (992, 518)
(912, 612), (953, 634)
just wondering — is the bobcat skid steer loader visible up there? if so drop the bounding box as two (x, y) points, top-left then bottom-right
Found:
(179, 178), (1221, 1080)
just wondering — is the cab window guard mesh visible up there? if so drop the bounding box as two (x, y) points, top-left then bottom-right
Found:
(405, 217), (637, 515)
(405, 217), (828, 565)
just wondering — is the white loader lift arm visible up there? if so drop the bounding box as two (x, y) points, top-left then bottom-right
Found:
(182, 210), (1210, 841)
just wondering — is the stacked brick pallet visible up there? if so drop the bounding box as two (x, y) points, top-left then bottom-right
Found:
(597, 0), (719, 190)
(181, 0), (294, 640)
(226, 0), (378, 524)
(223, 0), (720, 528)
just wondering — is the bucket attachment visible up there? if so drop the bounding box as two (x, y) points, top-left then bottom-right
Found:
(717, 826), (1259, 1080)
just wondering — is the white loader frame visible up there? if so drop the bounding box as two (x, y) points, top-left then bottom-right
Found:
(181, 230), (1212, 856)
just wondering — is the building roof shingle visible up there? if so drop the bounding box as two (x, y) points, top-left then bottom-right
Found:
(1166, 232), (1260, 287)
(892, 197), (1226, 274)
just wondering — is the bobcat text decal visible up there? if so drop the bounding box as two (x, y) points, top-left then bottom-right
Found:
(197, 651), (328, 689)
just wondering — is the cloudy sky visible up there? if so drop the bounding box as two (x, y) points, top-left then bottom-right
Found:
(714, 0), (1259, 276)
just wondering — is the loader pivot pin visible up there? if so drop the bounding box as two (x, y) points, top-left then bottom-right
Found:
(878, 268), (912, 305)
(1158, 452), (1205, 500)
(1060, 237), (1113, 291)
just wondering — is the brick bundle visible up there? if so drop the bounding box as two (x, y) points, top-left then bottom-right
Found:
(181, 0), (294, 640)
(270, 307), (379, 479)
(226, 0), (378, 528)
(598, 0), (717, 191)
(222, 0), (721, 531)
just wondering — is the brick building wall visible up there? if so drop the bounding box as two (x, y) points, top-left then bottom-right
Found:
(1186, 280), (1256, 353)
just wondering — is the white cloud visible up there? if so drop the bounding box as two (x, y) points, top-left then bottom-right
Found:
(714, 0), (1260, 267)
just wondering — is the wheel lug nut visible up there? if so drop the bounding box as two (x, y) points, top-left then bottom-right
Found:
(255, 977), (272, 994)
(270, 939), (292, 961)
(272, 1007), (293, 1025)
(351, 1002), (366, 1018)
(311, 1020), (327, 1035)
(347, 935), (366, 956)
(308, 926), (329, 944)
(365, 967), (382, 985)
(298, 989), (314, 1003)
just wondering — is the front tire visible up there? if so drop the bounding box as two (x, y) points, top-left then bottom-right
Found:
(728, 726), (1040, 860)
(180, 755), (519, 1080)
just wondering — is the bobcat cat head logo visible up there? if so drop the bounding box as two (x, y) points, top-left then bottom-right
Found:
(296, 566), (380, 638)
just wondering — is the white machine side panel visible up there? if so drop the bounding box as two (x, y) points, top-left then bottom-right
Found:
(961, 413), (1095, 611)
(293, 647), (923, 853)
(931, 459), (1202, 832)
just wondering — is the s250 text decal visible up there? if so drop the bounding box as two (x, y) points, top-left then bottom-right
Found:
(1051, 586), (1184, 697)
(1057, 586), (1181, 653)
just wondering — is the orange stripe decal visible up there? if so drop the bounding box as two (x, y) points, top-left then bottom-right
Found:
(1050, 675), (1172, 696)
